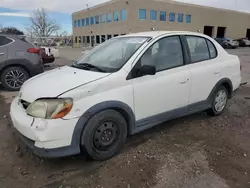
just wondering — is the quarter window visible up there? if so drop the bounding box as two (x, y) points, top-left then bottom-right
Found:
(169, 12), (175, 22)
(139, 9), (146, 20)
(160, 11), (166, 21)
(114, 11), (119, 21)
(141, 36), (184, 72)
(0, 36), (13, 46)
(150, 10), (157, 20)
(121, 9), (127, 20)
(186, 36), (210, 63)
(207, 40), (217, 58)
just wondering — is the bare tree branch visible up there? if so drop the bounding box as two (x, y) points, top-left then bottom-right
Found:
(28, 8), (60, 37)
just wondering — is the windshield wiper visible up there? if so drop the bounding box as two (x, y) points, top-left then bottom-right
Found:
(72, 63), (106, 72)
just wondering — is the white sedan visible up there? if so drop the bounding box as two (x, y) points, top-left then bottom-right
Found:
(10, 31), (241, 160)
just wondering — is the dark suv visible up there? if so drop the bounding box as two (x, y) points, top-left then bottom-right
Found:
(0, 34), (44, 91)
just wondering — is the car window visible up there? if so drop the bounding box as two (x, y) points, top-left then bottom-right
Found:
(186, 36), (210, 63)
(207, 40), (217, 58)
(140, 36), (184, 72)
(0, 36), (13, 46)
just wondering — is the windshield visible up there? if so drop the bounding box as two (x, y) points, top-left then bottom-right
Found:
(73, 37), (149, 73)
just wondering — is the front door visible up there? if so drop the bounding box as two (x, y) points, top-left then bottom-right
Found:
(131, 36), (191, 124)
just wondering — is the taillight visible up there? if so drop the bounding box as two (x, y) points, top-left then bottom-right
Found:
(27, 48), (40, 54)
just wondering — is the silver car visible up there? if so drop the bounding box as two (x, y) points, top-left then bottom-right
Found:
(0, 34), (44, 91)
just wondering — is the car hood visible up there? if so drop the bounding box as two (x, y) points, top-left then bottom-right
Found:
(20, 66), (111, 102)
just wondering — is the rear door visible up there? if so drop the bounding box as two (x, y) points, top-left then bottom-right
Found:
(184, 35), (222, 105)
(0, 36), (7, 63)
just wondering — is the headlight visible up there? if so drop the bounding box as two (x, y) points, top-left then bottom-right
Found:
(26, 98), (73, 119)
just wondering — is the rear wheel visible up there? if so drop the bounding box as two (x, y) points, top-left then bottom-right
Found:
(81, 109), (127, 161)
(0, 66), (29, 91)
(207, 86), (228, 116)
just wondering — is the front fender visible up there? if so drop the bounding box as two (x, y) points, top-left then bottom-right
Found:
(70, 101), (136, 148)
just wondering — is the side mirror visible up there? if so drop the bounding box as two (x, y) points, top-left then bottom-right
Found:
(140, 65), (156, 76)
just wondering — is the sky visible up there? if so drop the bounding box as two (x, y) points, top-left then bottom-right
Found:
(0, 0), (250, 34)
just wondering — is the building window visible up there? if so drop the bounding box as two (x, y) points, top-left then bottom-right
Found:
(75, 36), (77, 43)
(82, 36), (85, 43)
(120, 9), (127, 20)
(139, 9), (146, 20)
(86, 36), (90, 43)
(107, 35), (112, 40)
(74, 20), (77, 27)
(90, 16), (95, 25)
(186, 14), (192, 23)
(95, 15), (100, 24)
(169, 12), (175, 22)
(101, 14), (106, 23)
(114, 11), (119, 21)
(178, 13), (183, 22)
(150, 10), (157, 20)
(86, 18), (89, 26)
(107, 13), (112, 22)
(101, 35), (106, 43)
(81, 18), (85, 26)
(160, 11), (166, 21)
(96, 35), (100, 44)
(77, 20), (81, 27)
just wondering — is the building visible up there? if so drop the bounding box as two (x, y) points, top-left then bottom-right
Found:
(72, 0), (250, 46)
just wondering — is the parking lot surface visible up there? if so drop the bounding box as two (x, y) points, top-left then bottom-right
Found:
(0, 48), (249, 188)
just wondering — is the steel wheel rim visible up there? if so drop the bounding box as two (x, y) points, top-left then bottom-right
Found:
(5, 70), (26, 89)
(214, 90), (227, 112)
(93, 121), (118, 151)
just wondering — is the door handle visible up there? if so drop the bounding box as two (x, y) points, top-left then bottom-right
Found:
(214, 71), (220, 75)
(180, 78), (189, 84)
(0, 53), (4, 56)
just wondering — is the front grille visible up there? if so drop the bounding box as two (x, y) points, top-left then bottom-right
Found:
(20, 100), (31, 109)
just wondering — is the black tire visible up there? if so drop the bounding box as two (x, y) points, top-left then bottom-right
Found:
(207, 86), (228, 116)
(0, 66), (29, 91)
(81, 109), (127, 161)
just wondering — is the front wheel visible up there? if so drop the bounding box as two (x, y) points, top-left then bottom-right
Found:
(81, 109), (127, 161)
(207, 86), (228, 116)
(0, 66), (29, 91)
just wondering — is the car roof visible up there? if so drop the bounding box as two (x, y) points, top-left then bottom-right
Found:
(119, 31), (209, 39)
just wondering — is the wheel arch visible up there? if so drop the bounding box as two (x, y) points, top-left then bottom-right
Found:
(0, 59), (32, 76)
(208, 78), (233, 100)
(71, 101), (136, 149)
